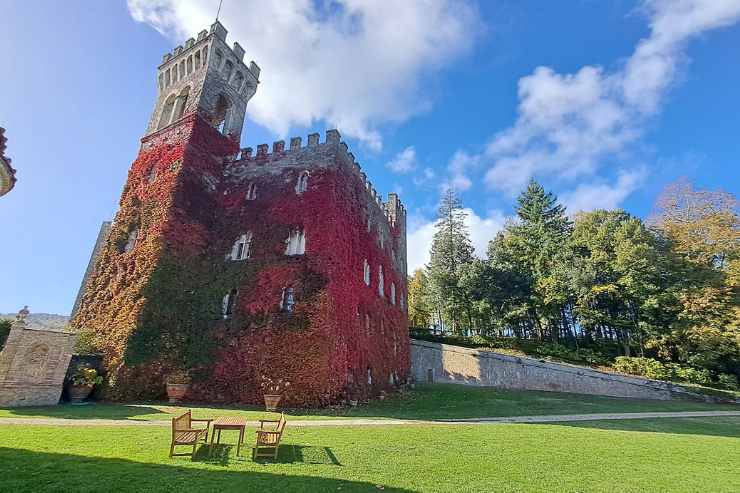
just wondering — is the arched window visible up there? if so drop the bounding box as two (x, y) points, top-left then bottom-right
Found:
(179, 61), (185, 79)
(202, 48), (208, 66)
(285, 229), (305, 255)
(363, 259), (370, 285)
(233, 71), (244, 90)
(280, 287), (295, 312)
(390, 282), (396, 305)
(245, 182), (257, 201)
(170, 86), (190, 123)
(187, 56), (193, 74)
(123, 228), (139, 253)
(378, 265), (384, 297)
(222, 288), (237, 319)
(194, 51), (201, 70)
(213, 94), (231, 134)
(165, 69), (171, 87)
(158, 74), (164, 91)
(157, 94), (177, 129)
(147, 166), (157, 183)
(295, 171), (309, 194)
(229, 232), (252, 260)
(223, 60), (234, 82)
(215, 50), (224, 69)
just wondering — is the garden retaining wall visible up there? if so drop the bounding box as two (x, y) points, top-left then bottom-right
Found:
(410, 339), (678, 400)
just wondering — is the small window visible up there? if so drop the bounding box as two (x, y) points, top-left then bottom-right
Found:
(147, 166), (157, 183)
(233, 71), (244, 90)
(390, 283), (396, 305)
(223, 60), (234, 81)
(229, 232), (252, 260)
(203, 48), (209, 66)
(281, 287), (295, 312)
(379, 233), (384, 249)
(295, 171), (309, 194)
(367, 367), (373, 385)
(158, 74), (164, 91)
(246, 183), (257, 201)
(179, 61), (185, 79)
(365, 313), (370, 334)
(366, 215), (371, 233)
(222, 288), (237, 319)
(400, 291), (405, 309)
(166, 68), (172, 86)
(123, 228), (139, 253)
(378, 265), (384, 297)
(194, 51), (201, 69)
(363, 259), (370, 285)
(187, 56), (193, 75)
(285, 229), (306, 255)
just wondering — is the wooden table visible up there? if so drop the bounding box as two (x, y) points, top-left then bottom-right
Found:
(210, 416), (247, 456)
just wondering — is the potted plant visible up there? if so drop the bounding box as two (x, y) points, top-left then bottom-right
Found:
(166, 369), (191, 404)
(68, 367), (103, 403)
(260, 376), (290, 411)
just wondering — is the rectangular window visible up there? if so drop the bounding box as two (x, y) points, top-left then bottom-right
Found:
(285, 229), (305, 255)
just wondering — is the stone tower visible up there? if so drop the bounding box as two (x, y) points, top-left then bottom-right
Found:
(73, 22), (409, 406)
(146, 21), (259, 141)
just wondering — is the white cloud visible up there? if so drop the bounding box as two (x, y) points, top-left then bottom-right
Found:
(386, 146), (417, 174)
(560, 168), (647, 215)
(127, 0), (480, 150)
(406, 208), (506, 272)
(413, 167), (437, 186)
(480, 0), (740, 196)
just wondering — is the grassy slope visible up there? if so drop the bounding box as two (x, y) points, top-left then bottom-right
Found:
(1, 418), (739, 492)
(0, 384), (736, 422)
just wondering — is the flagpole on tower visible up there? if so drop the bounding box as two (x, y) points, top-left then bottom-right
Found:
(216, 0), (224, 22)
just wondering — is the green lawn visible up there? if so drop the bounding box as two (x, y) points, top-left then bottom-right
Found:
(1, 418), (739, 492)
(1, 384), (736, 422)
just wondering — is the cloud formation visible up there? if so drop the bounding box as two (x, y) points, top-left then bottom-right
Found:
(481, 0), (740, 197)
(406, 208), (506, 272)
(127, 0), (480, 150)
(386, 147), (417, 174)
(560, 168), (647, 215)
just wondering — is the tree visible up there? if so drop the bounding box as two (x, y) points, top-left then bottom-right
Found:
(426, 188), (475, 333)
(407, 269), (432, 329)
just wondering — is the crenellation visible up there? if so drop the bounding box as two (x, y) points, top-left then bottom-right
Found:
(256, 144), (269, 156)
(290, 137), (301, 150)
(307, 133), (320, 146)
(326, 129), (341, 143)
(173, 45), (183, 56)
(197, 29), (207, 41)
(185, 38), (195, 49)
(210, 20), (227, 41)
(273, 140), (285, 153)
(232, 42), (245, 61)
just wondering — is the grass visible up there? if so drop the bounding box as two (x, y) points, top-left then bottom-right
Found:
(1, 417), (739, 492)
(1, 384), (737, 422)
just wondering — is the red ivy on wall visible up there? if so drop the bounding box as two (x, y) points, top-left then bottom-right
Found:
(73, 114), (409, 406)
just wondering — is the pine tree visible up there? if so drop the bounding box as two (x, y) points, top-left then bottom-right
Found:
(426, 188), (475, 333)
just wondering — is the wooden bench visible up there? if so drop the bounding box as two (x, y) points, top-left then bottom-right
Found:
(169, 410), (212, 457)
(253, 413), (286, 460)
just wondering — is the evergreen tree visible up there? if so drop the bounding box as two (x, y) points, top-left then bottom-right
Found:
(426, 188), (475, 333)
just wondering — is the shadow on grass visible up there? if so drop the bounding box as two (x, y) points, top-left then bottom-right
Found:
(0, 447), (412, 493)
(194, 443), (342, 466)
(550, 416), (740, 438)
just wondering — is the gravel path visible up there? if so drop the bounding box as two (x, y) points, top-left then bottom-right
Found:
(1, 410), (738, 427)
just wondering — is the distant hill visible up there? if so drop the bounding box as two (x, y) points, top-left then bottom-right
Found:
(0, 313), (70, 331)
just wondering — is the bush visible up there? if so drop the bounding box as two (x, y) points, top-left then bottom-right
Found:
(613, 357), (670, 380)
(717, 373), (738, 390)
(666, 364), (711, 385)
(0, 319), (11, 351)
(73, 328), (101, 355)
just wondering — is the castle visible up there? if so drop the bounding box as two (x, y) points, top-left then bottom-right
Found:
(72, 21), (409, 406)
(0, 128), (17, 197)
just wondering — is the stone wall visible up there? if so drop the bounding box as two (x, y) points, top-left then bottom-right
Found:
(0, 323), (76, 407)
(410, 339), (676, 400)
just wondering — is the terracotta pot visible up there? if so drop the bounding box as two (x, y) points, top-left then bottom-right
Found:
(69, 384), (93, 403)
(263, 394), (282, 411)
(166, 383), (190, 403)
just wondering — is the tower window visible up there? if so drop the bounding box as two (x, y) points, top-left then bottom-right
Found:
(157, 94), (177, 130)
(390, 282), (396, 305)
(194, 51), (201, 69)
(280, 287), (295, 312)
(285, 229), (306, 256)
(147, 166), (157, 183)
(223, 60), (234, 82)
(213, 94), (231, 135)
(179, 61), (185, 79)
(165, 69), (171, 87)
(158, 74), (164, 91)
(363, 259), (370, 286)
(123, 228), (139, 253)
(367, 367), (373, 385)
(295, 171), (309, 194)
(245, 182), (257, 201)
(233, 71), (244, 91)
(171, 86), (190, 123)
(229, 232), (252, 261)
(378, 265), (384, 297)
(365, 313), (370, 334)
(222, 288), (237, 319)
(187, 56), (193, 75)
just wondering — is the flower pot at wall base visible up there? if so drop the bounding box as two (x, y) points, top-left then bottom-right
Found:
(166, 383), (190, 403)
(264, 394), (282, 411)
(68, 385), (93, 403)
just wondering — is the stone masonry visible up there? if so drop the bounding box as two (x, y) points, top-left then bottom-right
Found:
(0, 322), (76, 407)
(410, 339), (678, 400)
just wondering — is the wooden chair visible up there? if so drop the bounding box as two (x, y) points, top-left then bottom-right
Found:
(253, 413), (286, 460)
(169, 410), (212, 458)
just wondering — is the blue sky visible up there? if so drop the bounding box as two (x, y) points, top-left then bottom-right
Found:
(2, 0), (739, 315)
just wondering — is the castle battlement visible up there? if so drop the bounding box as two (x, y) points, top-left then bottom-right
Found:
(229, 129), (406, 229)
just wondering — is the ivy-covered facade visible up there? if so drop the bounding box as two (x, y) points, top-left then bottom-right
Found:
(72, 22), (409, 406)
